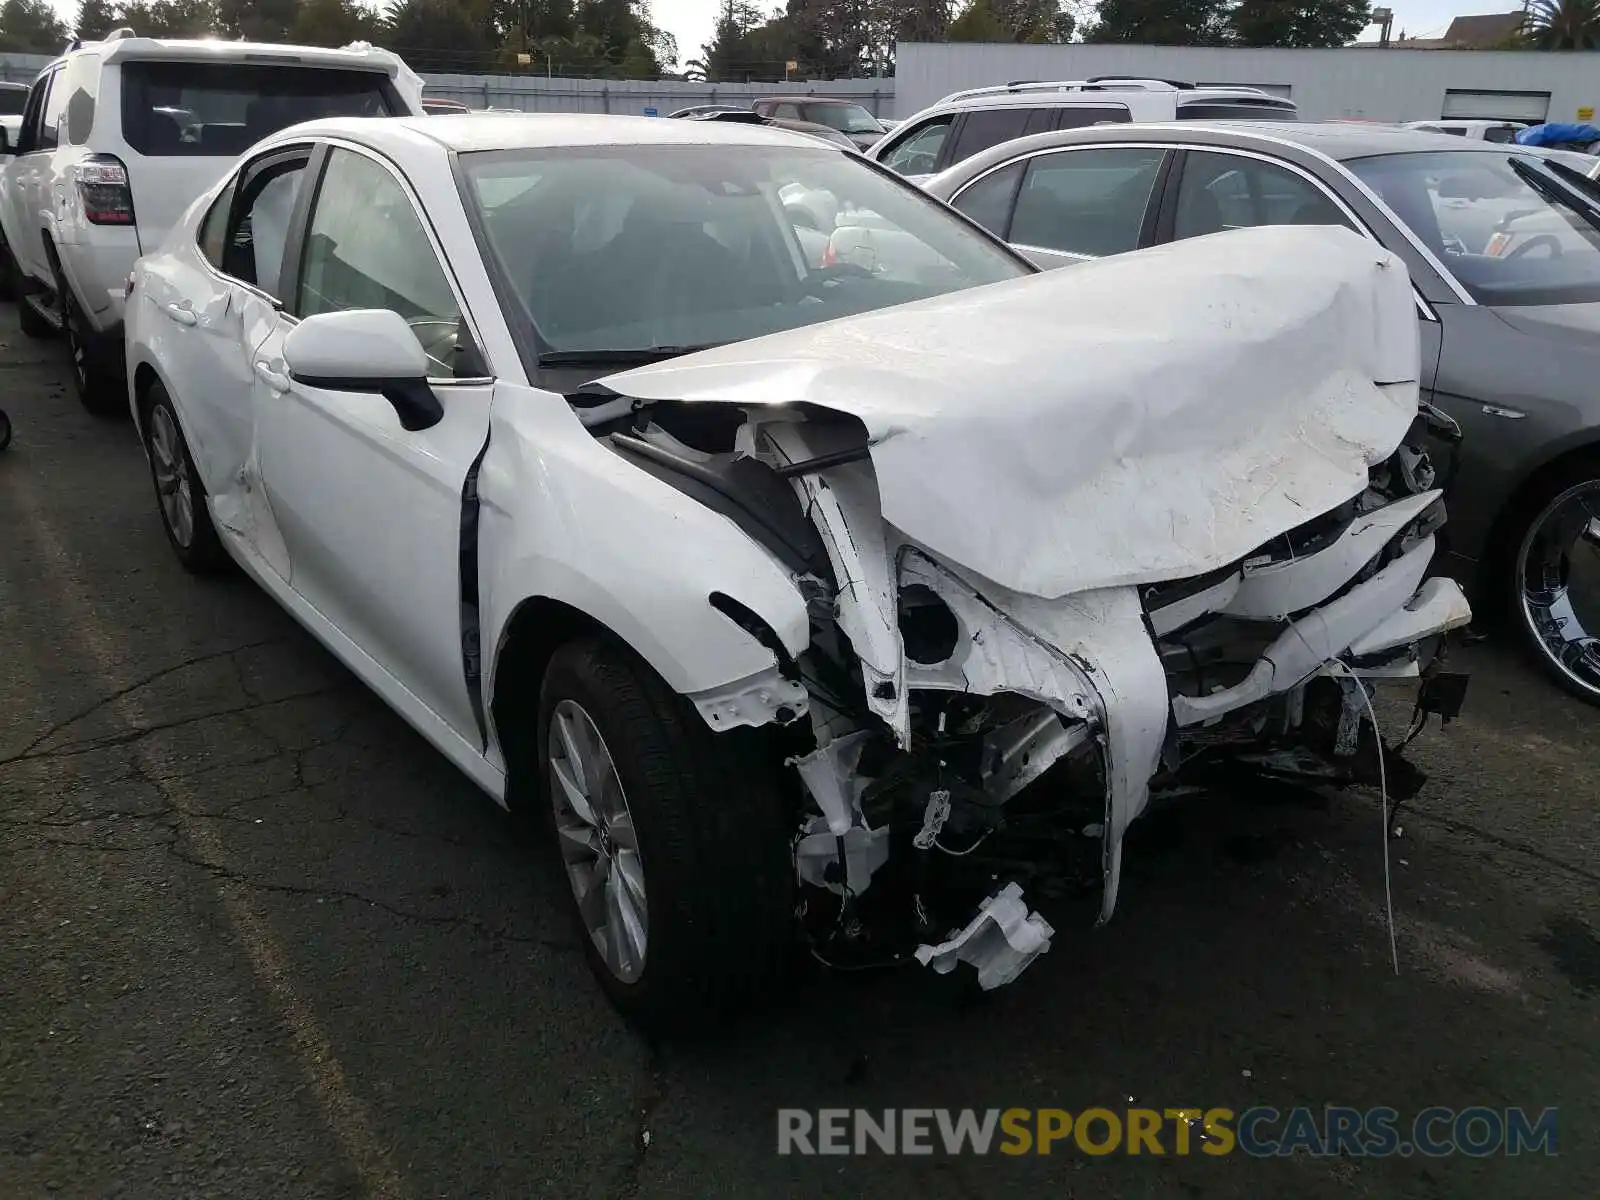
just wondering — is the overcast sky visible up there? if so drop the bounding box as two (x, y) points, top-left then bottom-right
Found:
(46, 0), (1526, 70)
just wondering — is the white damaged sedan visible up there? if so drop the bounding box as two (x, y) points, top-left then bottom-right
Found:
(126, 114), (1472, 1030)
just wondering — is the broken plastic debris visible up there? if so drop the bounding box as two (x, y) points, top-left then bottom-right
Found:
(913, 882), (1054, 990)
(913, 789), (953, 850)
(1081, 823), (1104, 838)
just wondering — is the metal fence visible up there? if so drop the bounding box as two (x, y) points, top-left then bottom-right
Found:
(0, 51), (897, 116)
(417, 74), (896, 118)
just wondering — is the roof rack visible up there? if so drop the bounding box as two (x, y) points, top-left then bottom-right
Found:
(1087, 75), (1195, 88)
(936, 78), (1186, 104)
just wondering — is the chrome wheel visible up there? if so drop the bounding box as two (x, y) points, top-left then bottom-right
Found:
(548, 699), (648, 983)
(149, 405), (196, 549)
(1517, 478), (1600, 699)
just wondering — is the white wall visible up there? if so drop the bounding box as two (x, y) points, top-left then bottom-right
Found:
(894, 41), (1600, 124)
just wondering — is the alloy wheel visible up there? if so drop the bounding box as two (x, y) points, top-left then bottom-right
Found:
(149, 406), (196, 549)
(548, 699), (648, 983)
(1517, 479), (1600, 700)
(63, 294), (88, 394)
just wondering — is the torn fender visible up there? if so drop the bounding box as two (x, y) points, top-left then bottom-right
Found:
(475, 384), (812, 720)
(602, 224), (1420, 601)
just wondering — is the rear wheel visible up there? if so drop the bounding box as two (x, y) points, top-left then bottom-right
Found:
(143, 384), (228, 574)
(535, 636), (796, 1033)
(1510, 460), (1600, 705)
(56, 266), (124, 417)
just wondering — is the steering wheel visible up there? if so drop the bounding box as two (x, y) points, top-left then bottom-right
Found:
(1506, 233), (1563, 260)
(801, 260), (876, 297)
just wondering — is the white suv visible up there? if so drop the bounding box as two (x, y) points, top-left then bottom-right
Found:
(0, 30), (423, 413)
(868, 77), (1298, 181)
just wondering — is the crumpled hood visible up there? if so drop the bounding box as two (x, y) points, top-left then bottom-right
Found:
(604, 224), (1421, 599)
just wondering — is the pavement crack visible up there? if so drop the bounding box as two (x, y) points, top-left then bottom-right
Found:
(159, 842), (575, 949)
(611, 1050), (668, 1198)
(3, 637), (291, 761)
(0, 684), (352, 767)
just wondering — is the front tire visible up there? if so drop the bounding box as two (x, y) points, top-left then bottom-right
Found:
(142, 384), (228, 574)
(1510, 459), (1600, 705)
(535, 636), (796, 1033)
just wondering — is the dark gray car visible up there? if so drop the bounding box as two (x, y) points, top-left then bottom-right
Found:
(924, 122), (1600, 704)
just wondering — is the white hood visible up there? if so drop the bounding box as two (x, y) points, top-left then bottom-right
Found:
(603, 224), (1420, 600)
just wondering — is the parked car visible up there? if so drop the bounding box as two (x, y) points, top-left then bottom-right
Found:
(0, 30), (424, 414)
(868, 77), (1297, 182)
(924, 120), (1600, 703)
(1407, 119), (1528, 143)
(750, 96), (888, 150)
(0, 80), (25, 153)
(666, 104), (746, 119)
(127, 113), (1469, 1028)
(421, 96), (474, 115)
(0, 80), (24, 298)
(679, 107), (860, 150)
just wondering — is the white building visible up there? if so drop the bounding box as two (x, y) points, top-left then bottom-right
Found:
(893, 41), (1600, 125)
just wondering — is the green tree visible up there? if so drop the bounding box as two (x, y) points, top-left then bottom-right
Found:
(1085, 0), (1229, 43)
(1229, 0), (1370, 47)
(216, 0), (297, 39)
(386, 0), (494, 70)
(76, 0), (119, 38)
(0, 0), (69, 51)
(115, 0), (218, 37)
(1522, 0), (1600, 48)
(948, 0), (1004, 40)
(291, 0), (383, 46)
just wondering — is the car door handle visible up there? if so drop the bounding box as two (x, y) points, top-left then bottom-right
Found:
(254, 361), (290, 393)
(163, 302), (197, 326)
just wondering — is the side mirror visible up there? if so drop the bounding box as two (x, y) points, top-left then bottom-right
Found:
(283, 308), (443, 431)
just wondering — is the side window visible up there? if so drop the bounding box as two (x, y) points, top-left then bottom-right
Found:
(881, 116), (952, 176)
(1009, 147), (1166, 258)
(951, 161), (1024, 238)
(774, 102), (802, 120)
(1020, 108), (1057, 137)
(1055, 105), (1132, 130)
(21, 70), (56, 152)
(1172, 151), (1356, 242)
(60, 55), (100, 146)
(40, 67), (69, 150)
(210, 154), (309, 296)
(295, 148), (463, 378)
(198, 177), (238, 269)
(947, 108), (1032, 164)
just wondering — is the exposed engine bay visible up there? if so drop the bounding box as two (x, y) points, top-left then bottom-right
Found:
(579, 226), (1475, 992)
(573, 391), (1471, 991)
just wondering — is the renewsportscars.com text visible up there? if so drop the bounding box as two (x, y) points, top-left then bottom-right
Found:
(777, 1106), (1558, 1157)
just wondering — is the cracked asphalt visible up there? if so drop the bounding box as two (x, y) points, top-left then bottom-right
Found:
(2, 298), (1598, 1200)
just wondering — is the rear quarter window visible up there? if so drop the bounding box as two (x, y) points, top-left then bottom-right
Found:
(1178, 101), (1298, 121)
(120, 61), (398, 158)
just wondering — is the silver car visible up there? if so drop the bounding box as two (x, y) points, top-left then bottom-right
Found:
(924, 121), (1600, 705)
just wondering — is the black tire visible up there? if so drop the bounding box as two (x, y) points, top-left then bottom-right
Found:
(535, 636), (796, 1033)
(0, 235), (15, 302)
(58, 271), (124, 417)
(1504, 457), (1600, 706)
(142, 384), (229, 574)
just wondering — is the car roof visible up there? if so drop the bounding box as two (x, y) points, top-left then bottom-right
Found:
(272, 112), (847, 156)
(966, 119), (1526, 160)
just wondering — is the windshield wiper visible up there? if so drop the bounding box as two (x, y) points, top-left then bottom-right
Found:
(1508, 156), (1600, 234)
(537, 345), (722, 367)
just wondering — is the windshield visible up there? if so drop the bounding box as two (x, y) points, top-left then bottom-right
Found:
(459, 144), (1028, 359)
(0, 88), (25, 117)
(1348, 150), (1600, 306)
(806, 103), (883, 135)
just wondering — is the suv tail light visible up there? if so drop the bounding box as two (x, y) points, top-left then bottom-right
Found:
(74, 155), (135, 225)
